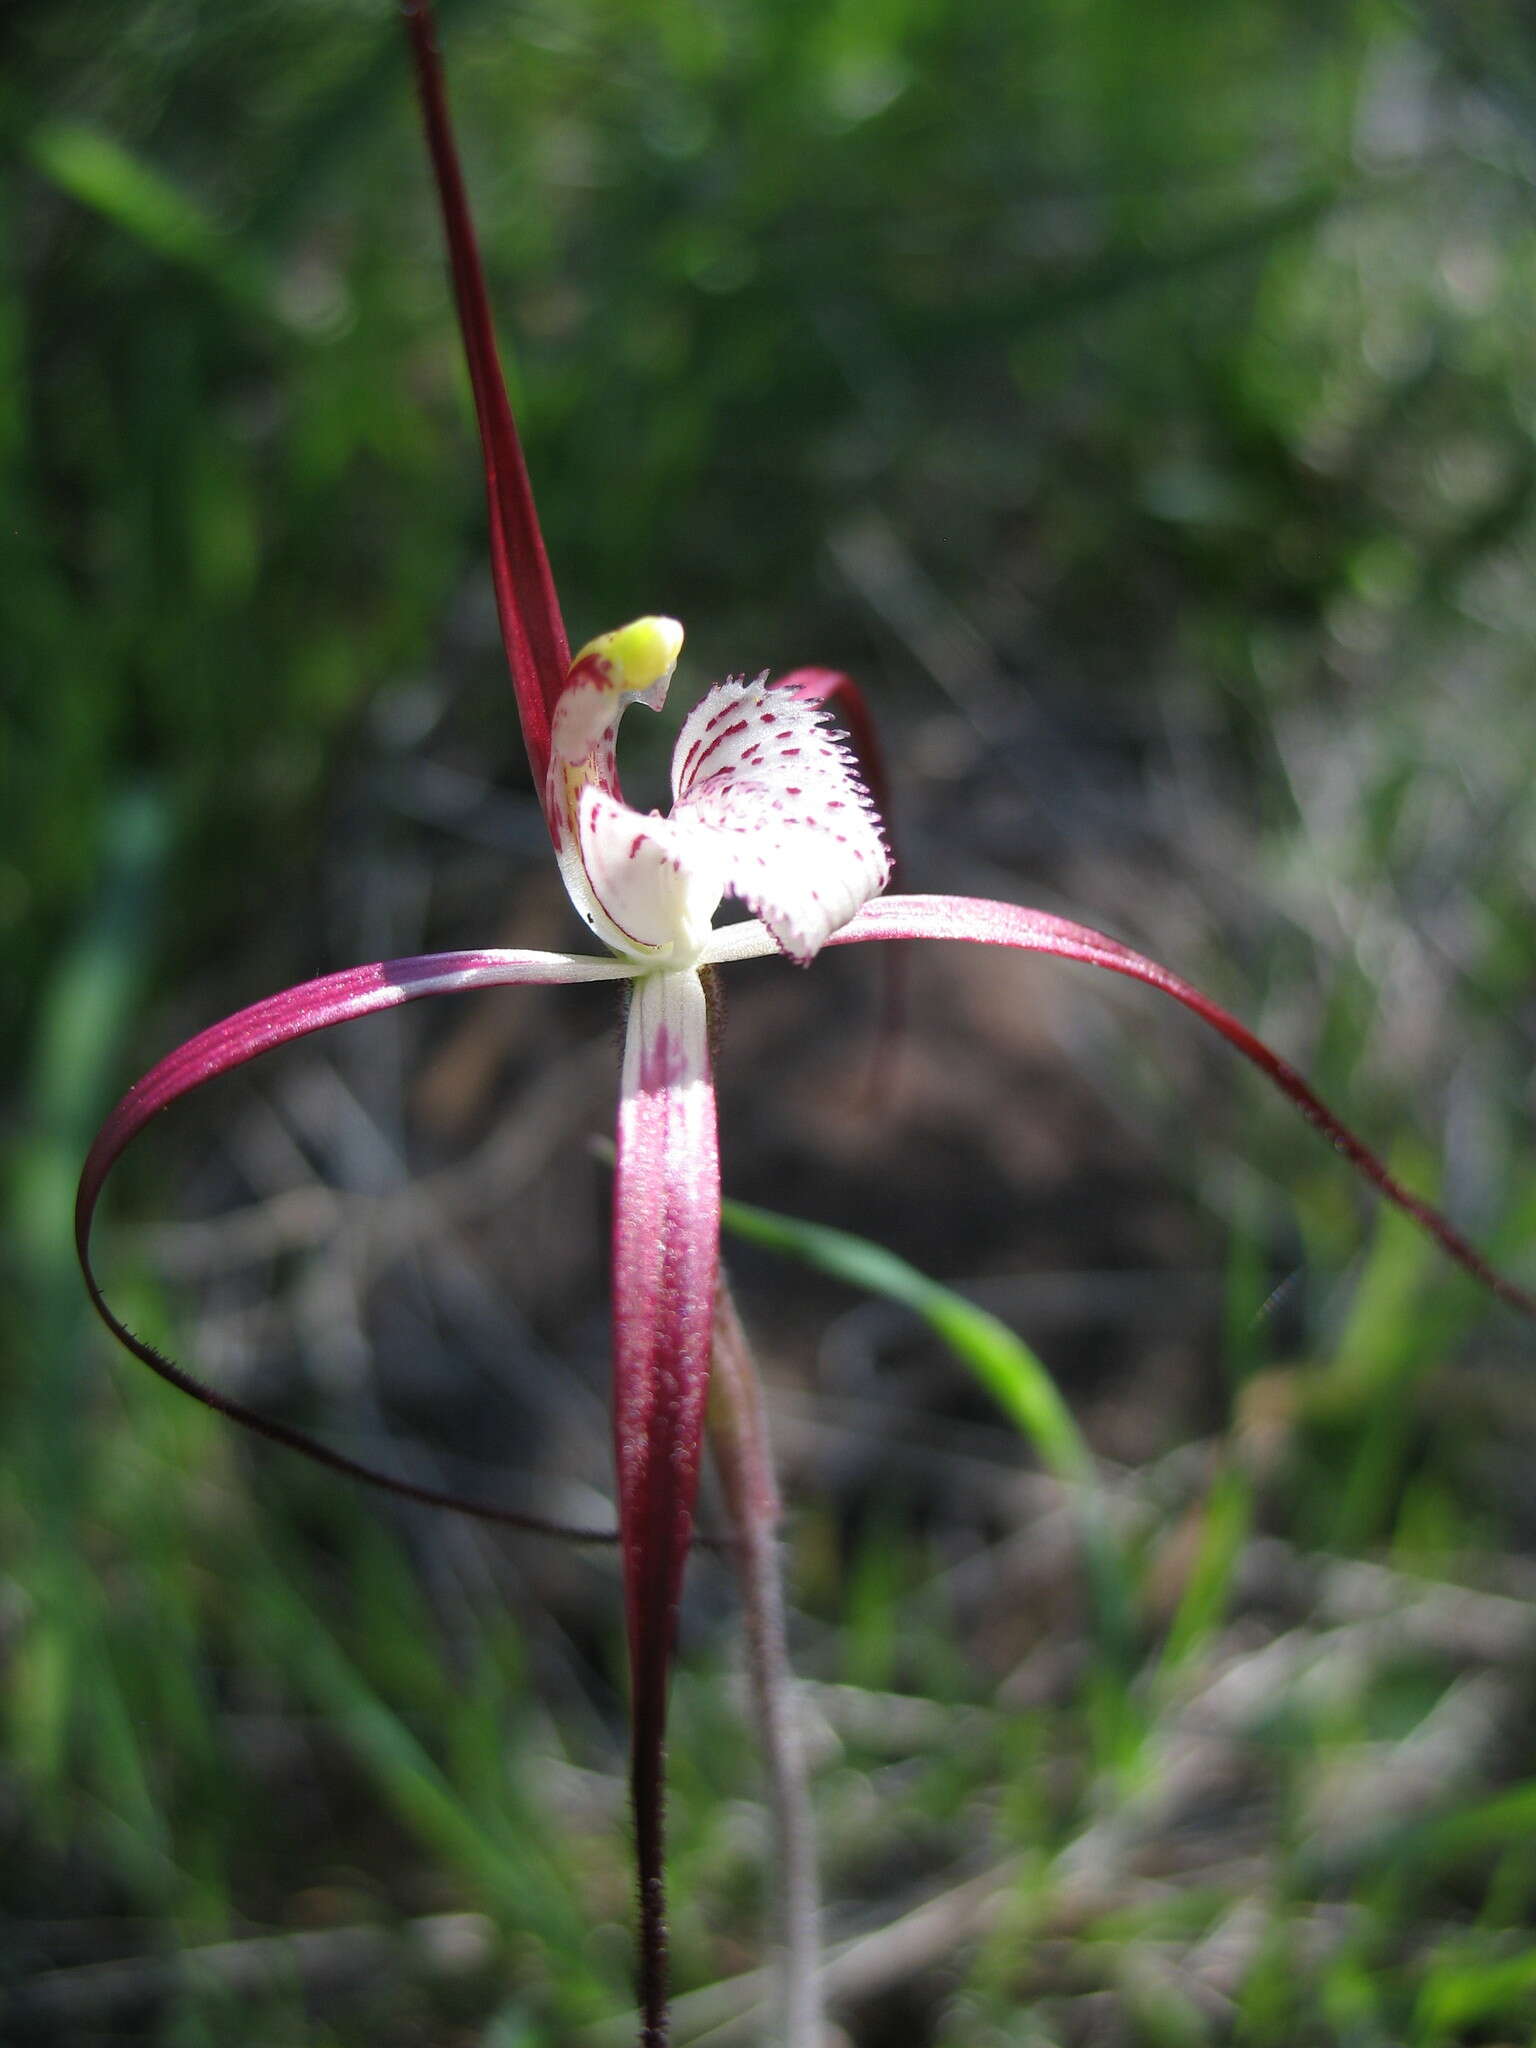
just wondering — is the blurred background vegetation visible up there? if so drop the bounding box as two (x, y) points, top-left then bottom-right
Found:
(4, 0), (1536, 2040)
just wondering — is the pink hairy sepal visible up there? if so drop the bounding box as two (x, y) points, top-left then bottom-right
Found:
(827, 894), (1536, 1319)
(611, 970), (721, 2041)
(75, 947), (636, 1531)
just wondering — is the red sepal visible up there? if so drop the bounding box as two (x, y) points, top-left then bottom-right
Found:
(405, 0), (570, 801)
(76, 949), (634, 1530)
(611, 969), (721, 2043)
(831, 894), (1536, 1318)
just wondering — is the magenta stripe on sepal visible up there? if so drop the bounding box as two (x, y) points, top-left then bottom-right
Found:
(829, 893), (1536, 1319)
(79, 947), (633, 1218)
(611, 969), (721, 2043)
(404, 0), (571, 801)
(75, 947), (638, 1531)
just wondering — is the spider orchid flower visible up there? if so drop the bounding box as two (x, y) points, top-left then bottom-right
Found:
(76, 5), (1535, 2043)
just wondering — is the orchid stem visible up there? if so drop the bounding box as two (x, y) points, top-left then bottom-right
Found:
(708, 1281), (825, 2047)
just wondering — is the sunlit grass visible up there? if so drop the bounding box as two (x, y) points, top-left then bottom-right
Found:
(7, 0), (1536, 2038)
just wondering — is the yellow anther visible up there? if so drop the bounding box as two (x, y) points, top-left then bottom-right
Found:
(570, 616), (684, 698)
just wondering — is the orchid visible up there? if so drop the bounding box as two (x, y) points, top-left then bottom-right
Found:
(74, 5), (1536, 2045)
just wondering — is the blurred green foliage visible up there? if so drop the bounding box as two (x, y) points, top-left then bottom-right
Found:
(7, 0), (1536, 1033)
(5, 0), (1536, 2040)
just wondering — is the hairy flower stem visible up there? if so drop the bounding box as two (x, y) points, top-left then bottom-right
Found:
(709, 1282), (825, 2046)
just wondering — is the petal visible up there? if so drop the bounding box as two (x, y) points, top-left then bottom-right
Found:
(75, 947), (638, 1529)
(696, 917), (782, 967)
(611, 968), (721, 2038)
(404, 1), (570, 799)
(670, 676), (891, 962)
(826, 894), (1536, 1318)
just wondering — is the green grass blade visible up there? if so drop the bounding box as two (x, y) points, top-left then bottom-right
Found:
(26, 121), (266, 309)
(719, 1196), (1137, 1675)
(1155, 1464), (1252, 1678)
(720, 1196), (1090, 1481)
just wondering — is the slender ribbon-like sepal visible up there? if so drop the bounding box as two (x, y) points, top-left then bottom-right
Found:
(799, 893), (1534, 1317)
(611, 969), (721, 2045)
(75, 948), (637, 1530)
(404, 0), (570, 800)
